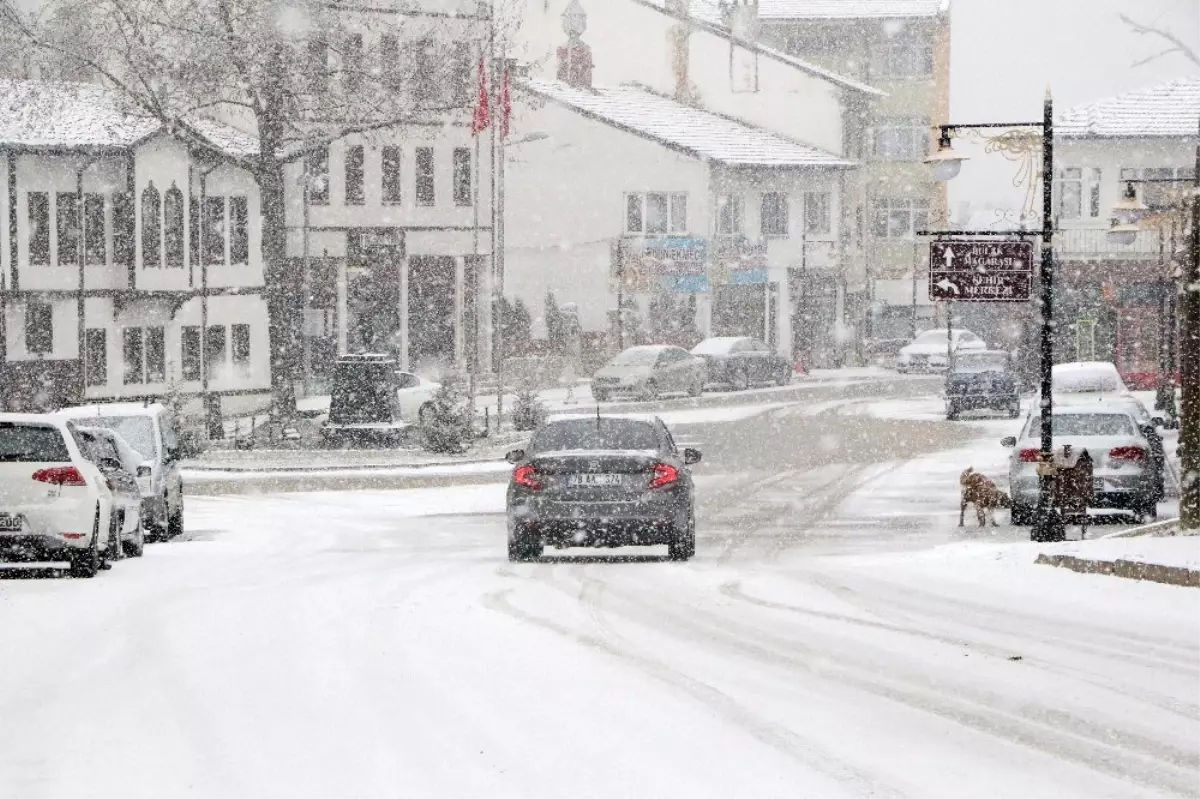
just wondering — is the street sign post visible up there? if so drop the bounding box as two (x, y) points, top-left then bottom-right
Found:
(928, 240), (1034, 302)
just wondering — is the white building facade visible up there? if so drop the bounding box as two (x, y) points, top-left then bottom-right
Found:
(0, 80), (269, 412)
(507, 0), (876, 365)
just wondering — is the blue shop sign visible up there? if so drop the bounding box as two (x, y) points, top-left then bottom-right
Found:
(728, 268), (769, 286)
(664, 274), (711, 293)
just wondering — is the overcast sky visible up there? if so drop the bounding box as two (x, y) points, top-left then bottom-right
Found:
(948, 0), (1200, 216)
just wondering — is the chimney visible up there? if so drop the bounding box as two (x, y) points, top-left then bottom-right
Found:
(727, 0), (759, 42)
(557, 0), (594, 89)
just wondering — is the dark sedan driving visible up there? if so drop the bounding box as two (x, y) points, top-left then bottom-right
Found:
(505, 414), (700, 562)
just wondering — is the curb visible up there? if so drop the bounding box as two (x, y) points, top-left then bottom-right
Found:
(1035, 553), (1200, 588)
(1100, 518), (1187, 539)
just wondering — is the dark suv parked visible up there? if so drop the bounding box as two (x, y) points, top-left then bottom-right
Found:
(945, 350), (1021, 420)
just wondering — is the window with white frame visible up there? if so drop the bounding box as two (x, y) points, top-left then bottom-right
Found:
(1056, 167), (1082, 219)
(804, 191), (831, 235)
(871, 197), (929, 239)
(1120, 166), (1196, 210)
(873, 117), (929, 161)
(624, 192), (688, 235)
(715, 194), (745, 237)
(874, 39), (934, 79)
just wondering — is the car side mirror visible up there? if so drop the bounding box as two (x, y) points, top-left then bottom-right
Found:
(505, 449), (526, 464)
(137, 463), (153, 478)
(1000, 436), (1016, 448)
(683, 448), (702, 465)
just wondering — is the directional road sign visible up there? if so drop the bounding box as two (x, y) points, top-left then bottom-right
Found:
(928, 240), (1034, 302)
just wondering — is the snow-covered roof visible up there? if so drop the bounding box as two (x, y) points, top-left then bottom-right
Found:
(1057, 76), (1200, 138)
(0, 79), (158, 149)
(524, 80), (854, 167)
(757, 0), (950, 19)
(633, 0), (884, 96)
(0, 79), (260, 157)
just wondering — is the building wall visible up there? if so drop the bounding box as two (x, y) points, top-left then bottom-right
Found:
(759, 12), (950, 340)
(505, 99), (710, 333)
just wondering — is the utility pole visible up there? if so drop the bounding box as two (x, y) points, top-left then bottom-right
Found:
(1180, 116), (1200, 531)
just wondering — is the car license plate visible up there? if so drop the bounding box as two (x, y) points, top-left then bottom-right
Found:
(0, 514), (24, 532)
(567, 474), (623, 487)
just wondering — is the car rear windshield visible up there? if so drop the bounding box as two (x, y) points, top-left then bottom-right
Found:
(71, 416), (156, 459)
(0, 423), (71, 462)
(955, 352), (1008, 371)
(1026, 413), (1134, 437)
(531, 419), (660, 452)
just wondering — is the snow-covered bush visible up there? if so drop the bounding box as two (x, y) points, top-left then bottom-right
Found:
(420, 372), (474, 454)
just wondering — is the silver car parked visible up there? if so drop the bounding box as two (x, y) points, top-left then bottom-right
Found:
(591, 345), (706, 402)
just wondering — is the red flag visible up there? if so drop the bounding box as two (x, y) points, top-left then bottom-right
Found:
(471, 56), (490, 135)
(500, 68), (512, 139)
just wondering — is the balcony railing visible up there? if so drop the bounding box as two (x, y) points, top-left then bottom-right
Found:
(1053, 228), (1165, 260)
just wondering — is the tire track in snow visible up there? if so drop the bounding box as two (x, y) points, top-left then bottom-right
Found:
(480, 586), (906, 798)
(528, 571), (1200, 796)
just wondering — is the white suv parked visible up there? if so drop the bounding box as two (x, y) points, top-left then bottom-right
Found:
(0, 414), (122, 577)
(56, 403), (185, 542)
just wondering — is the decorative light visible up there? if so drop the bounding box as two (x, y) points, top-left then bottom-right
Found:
(1111, 181), (1147, 225)
(925, 129), (967, 182)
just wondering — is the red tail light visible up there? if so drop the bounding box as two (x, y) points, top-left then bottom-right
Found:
(649, 463), (679, 489)
(32, 466), (87, 487)
(513, 465), (543, 491)
(1018, 448), (1041, 463)
(1109, 446), (1145, 462)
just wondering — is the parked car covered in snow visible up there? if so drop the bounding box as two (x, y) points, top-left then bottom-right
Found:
(56, 403), (185, 542)
(73, 427), (145, 558)
(591, 346), (705, 402)
(1050, 361), (1131, 401)
(691, 336), (791, 390)
(897, 328), (986, 373)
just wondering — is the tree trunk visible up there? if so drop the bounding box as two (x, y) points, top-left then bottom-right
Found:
(256, 43), (299, 420)
(258, 156), (299, 419)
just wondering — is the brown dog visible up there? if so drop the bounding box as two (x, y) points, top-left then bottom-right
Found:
(959, 467), (1012, 527)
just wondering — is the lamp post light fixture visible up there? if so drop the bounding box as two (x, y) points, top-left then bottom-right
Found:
(922, 92), (1061, 542)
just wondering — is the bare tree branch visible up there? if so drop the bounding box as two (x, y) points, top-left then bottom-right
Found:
(1119, 12), (1200, 68)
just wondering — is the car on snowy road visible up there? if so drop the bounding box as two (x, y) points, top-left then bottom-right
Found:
(504, 414), (701, 562)
(1002, 405), (1160, 524)
(0, 414), (125, 577)
(690, 336), (791, 390)
(944, 350), (1021, 419)
(590, 345), (706, 402)
(896, 328), (986, 373)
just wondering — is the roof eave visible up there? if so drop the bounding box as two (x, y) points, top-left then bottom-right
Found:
(0, 142), (135, 155)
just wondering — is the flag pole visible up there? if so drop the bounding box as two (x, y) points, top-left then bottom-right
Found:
(491, 0), (505, 431)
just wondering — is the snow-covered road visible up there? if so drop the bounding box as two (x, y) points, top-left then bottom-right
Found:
(1, 401), (1198, 798)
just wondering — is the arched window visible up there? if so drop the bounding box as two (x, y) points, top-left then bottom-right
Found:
(163, 183), (184, 268)
(141, 181), (161, 268)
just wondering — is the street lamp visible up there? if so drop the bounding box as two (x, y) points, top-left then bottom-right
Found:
(921, 92), (1060, 542)
(925, 129), (968, 183)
